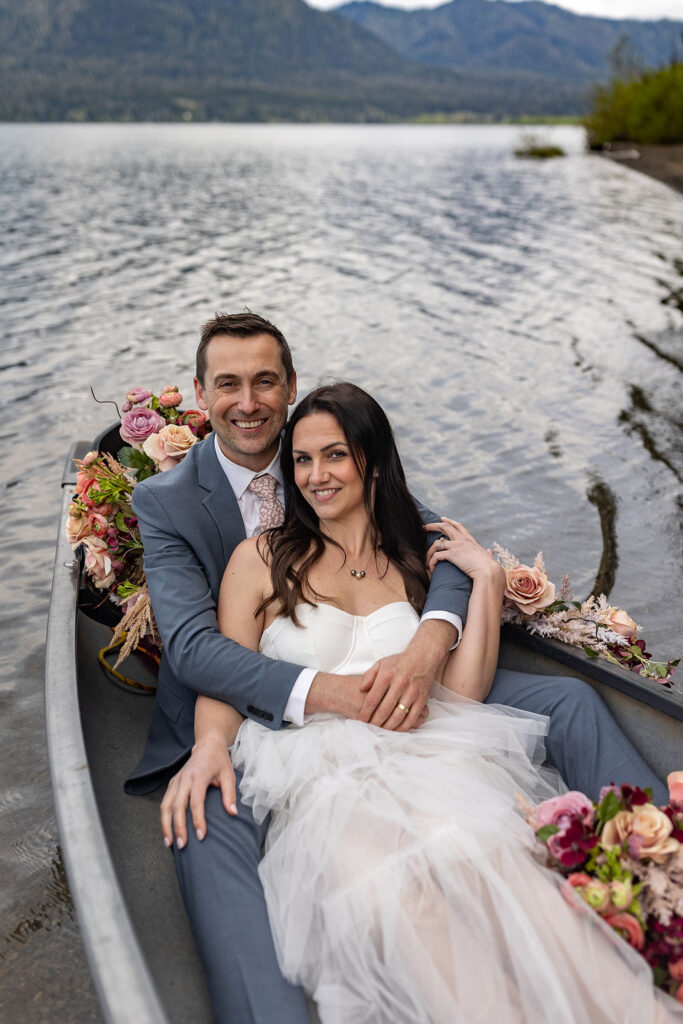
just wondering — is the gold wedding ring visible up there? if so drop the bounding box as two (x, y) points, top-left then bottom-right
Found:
(396, 702), (411, 714)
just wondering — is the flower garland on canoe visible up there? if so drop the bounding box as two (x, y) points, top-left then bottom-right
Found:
(66, 384), (678, 686)
(521, 774), (683, 1002)
(66, 385), (212, 665)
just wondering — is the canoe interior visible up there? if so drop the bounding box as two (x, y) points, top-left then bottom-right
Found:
(77, 609), (681, 1023)
(77, 612), (213, 1023)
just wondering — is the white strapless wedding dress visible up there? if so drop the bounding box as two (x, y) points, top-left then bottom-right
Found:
(232, 602), (679, 1024)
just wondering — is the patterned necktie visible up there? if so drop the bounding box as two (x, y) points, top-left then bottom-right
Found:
(247, 473), (285, 532)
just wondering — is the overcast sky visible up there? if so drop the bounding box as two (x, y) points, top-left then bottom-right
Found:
(312, 0), (683, 21)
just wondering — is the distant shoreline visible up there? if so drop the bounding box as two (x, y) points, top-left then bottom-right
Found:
(601, 143), (683, 196)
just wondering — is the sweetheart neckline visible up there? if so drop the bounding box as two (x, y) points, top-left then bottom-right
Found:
(261, 601), (417, 640)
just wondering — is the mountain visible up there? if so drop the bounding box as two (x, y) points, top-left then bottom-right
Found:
(1, 0), (680, 121)
(336, 0), (683, 83)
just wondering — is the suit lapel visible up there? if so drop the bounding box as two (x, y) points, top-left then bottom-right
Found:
(196, 438), (247, 567)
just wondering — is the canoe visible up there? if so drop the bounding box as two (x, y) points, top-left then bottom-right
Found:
(46, 435), (683, 1024)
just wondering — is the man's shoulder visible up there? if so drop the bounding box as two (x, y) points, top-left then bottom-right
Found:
(132, 437), (208, 506)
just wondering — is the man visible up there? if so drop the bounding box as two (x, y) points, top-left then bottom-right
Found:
(126, 311), (666, 1024)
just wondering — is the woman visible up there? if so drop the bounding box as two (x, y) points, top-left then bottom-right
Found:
(166, 383), (679, 1023)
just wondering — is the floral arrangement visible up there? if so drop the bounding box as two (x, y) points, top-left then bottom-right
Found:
(521, 773), (683, 1001)
(66, 385), (211, 664)
(494, 545), (678, 687)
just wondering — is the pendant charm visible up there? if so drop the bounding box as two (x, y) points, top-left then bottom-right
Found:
(350, 569), (366, 579)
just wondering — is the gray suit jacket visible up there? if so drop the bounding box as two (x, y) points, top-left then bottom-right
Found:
(125, 436), (472, 794)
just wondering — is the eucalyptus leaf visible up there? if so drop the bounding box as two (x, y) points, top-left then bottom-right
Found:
(583, 646), (599, 658)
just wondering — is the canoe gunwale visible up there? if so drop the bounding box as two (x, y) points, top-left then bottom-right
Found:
(45, 442), (167, 1024)
(503, 625), (682, 722)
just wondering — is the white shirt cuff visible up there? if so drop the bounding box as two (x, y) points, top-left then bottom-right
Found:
(420, 610), (463, 650)
(283, 667), (317, 726)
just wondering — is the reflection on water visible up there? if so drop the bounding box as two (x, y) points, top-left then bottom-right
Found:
(0, 123), (680, 1018)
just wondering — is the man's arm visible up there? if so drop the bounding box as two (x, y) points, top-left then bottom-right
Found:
(357, 498), (474, 732)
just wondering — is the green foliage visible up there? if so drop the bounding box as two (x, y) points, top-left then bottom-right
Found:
(536, 824), (560, 843)
(584, 63), (683, 145)
(117, 445), (157, 481)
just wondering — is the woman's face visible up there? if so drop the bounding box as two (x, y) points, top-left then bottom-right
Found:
(291, 412), (365, 522)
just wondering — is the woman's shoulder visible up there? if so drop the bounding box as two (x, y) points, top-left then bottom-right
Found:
(226, 535), (271, 571)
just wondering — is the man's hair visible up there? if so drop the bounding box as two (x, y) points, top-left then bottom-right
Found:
(196, 312), (294, 386)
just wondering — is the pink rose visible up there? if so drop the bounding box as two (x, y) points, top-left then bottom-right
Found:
(178, 408), (208, 434)
(567, 872), (592, 888)
(120, 407), (165, 447)
(607, 608), (637, 639)
(159, 391), (182, 408)
(161, 385), (179, 394)
(125, 387), (153, 407)
(504, 564), (556, 615)
(65, 515), (89, 545)
(75, 470), (96, 495)
(143, 424), (197, 471)
(670, 959), (683, 983)
(87, 512), (109, 538)
(81, 450), (99, 467)
(535, 792), (595, 830)
(676, 982), (683, 1005)
(668, 771), (683, 809)
(83, 537), (116, 589)
(604, 913), (645, 950)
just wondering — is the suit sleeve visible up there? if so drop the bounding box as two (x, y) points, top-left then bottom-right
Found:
(413, 497), (472, 626)
(132, 483), (305, 730)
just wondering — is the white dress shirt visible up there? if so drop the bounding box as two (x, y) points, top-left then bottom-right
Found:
(214, 434), (462, 726)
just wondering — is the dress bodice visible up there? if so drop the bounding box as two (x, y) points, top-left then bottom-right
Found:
(258, 601), (420, 675)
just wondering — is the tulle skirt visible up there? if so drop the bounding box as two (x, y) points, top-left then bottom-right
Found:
(232, 689), (679, 1024)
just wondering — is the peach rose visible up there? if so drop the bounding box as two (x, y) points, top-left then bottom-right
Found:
(668, 771), (683, 809)
(504, 565), (556, 615)
(143, 424), (197, 471)
(83, 537), (115, 589)
(65, 514), (89, 545)
(670, 959), (683, 983)
(607, 608), (637, 639)
(603, 913), (645, 950)
(676, 982), (683, 1005)
(601, 804), (679, 863)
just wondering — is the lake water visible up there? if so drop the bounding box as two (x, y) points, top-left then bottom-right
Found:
(0, 123), (681, 1019)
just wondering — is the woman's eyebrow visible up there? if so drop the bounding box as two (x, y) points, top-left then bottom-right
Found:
(292, 441), (348, 454)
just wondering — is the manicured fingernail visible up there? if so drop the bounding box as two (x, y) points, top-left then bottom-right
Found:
(176, 837), (185, 850)
(228, 803), (238, 815)
(195, 829), (204, 841)
(163, 837), (171, 848)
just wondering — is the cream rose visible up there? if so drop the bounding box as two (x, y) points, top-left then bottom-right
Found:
(504, 565), (556, 615)
(607, 608), (637, 639)
(601, 804), (679, 863)
(143, 423), (197, 471)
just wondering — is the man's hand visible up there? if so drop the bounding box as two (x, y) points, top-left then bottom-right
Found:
(160, 734), (237, 850)
(359, 619), (457, 731)
(304, 672), (366, 718)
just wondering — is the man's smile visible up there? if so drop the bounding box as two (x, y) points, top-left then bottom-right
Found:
(233, 418), (268, 431)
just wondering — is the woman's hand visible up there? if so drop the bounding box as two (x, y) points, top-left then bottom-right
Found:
(425, 518), (505, 587)
(160, 734), (238, 850)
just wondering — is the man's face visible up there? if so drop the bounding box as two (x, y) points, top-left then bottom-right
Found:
(195, 333), (297, 471)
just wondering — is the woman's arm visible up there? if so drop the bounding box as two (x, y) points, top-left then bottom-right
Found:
(160, 537), (270, 848)
(425, 518), (506, 702)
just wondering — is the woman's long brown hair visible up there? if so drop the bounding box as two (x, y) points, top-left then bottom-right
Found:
(257, 382), (430, 625)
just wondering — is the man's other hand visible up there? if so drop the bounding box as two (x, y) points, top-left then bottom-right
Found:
(160, 734), (237, 850)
